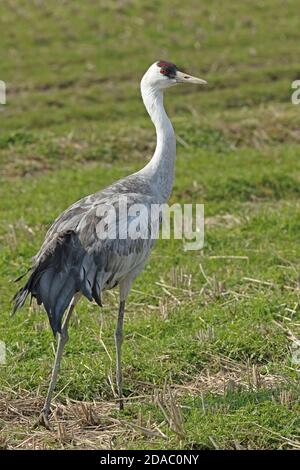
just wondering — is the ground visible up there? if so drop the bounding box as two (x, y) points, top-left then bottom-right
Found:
(0, 0), (300, 450)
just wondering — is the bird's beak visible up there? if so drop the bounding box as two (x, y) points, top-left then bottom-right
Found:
(176, 70), (207, 85)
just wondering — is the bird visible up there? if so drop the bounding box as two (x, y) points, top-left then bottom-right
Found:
(13, 60), (207, 428)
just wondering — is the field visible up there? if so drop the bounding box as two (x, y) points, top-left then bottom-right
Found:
(1, 0), (300, 450)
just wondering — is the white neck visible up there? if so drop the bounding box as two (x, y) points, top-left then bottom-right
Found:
(138, 80), (176, 201)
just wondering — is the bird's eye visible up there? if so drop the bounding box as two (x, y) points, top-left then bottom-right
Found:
(157, 61), (177, 78)
(160, 67), (169, 76)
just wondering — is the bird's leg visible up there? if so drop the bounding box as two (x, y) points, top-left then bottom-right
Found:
(114, 300), (125, 410)
(37, 297), (76, 429)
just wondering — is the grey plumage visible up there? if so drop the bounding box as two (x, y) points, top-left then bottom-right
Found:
(13, 174), (156, 335)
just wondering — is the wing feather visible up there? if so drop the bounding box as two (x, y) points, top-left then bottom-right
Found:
(13, 174), (160, 334)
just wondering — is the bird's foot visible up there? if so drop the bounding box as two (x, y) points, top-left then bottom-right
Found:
(34, 408), (51, 430)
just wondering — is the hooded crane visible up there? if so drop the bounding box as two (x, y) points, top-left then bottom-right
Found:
(13, 61), (206, 428)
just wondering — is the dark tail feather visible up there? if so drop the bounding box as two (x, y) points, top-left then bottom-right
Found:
(12, 268), (39, 317)
(12, 284), (29, 317)
(12, 232), (101, 336)
(14, 267), (32, 283)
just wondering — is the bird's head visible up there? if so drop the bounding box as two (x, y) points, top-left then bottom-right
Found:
(141, 60), (207, 90)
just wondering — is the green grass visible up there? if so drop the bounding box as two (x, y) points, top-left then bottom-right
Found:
(1, 0), (300, 450)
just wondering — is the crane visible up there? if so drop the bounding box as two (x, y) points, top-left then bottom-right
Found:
(13, 61), (206, 428)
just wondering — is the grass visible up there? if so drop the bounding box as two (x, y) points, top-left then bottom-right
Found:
(1, 0), (300, 450)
